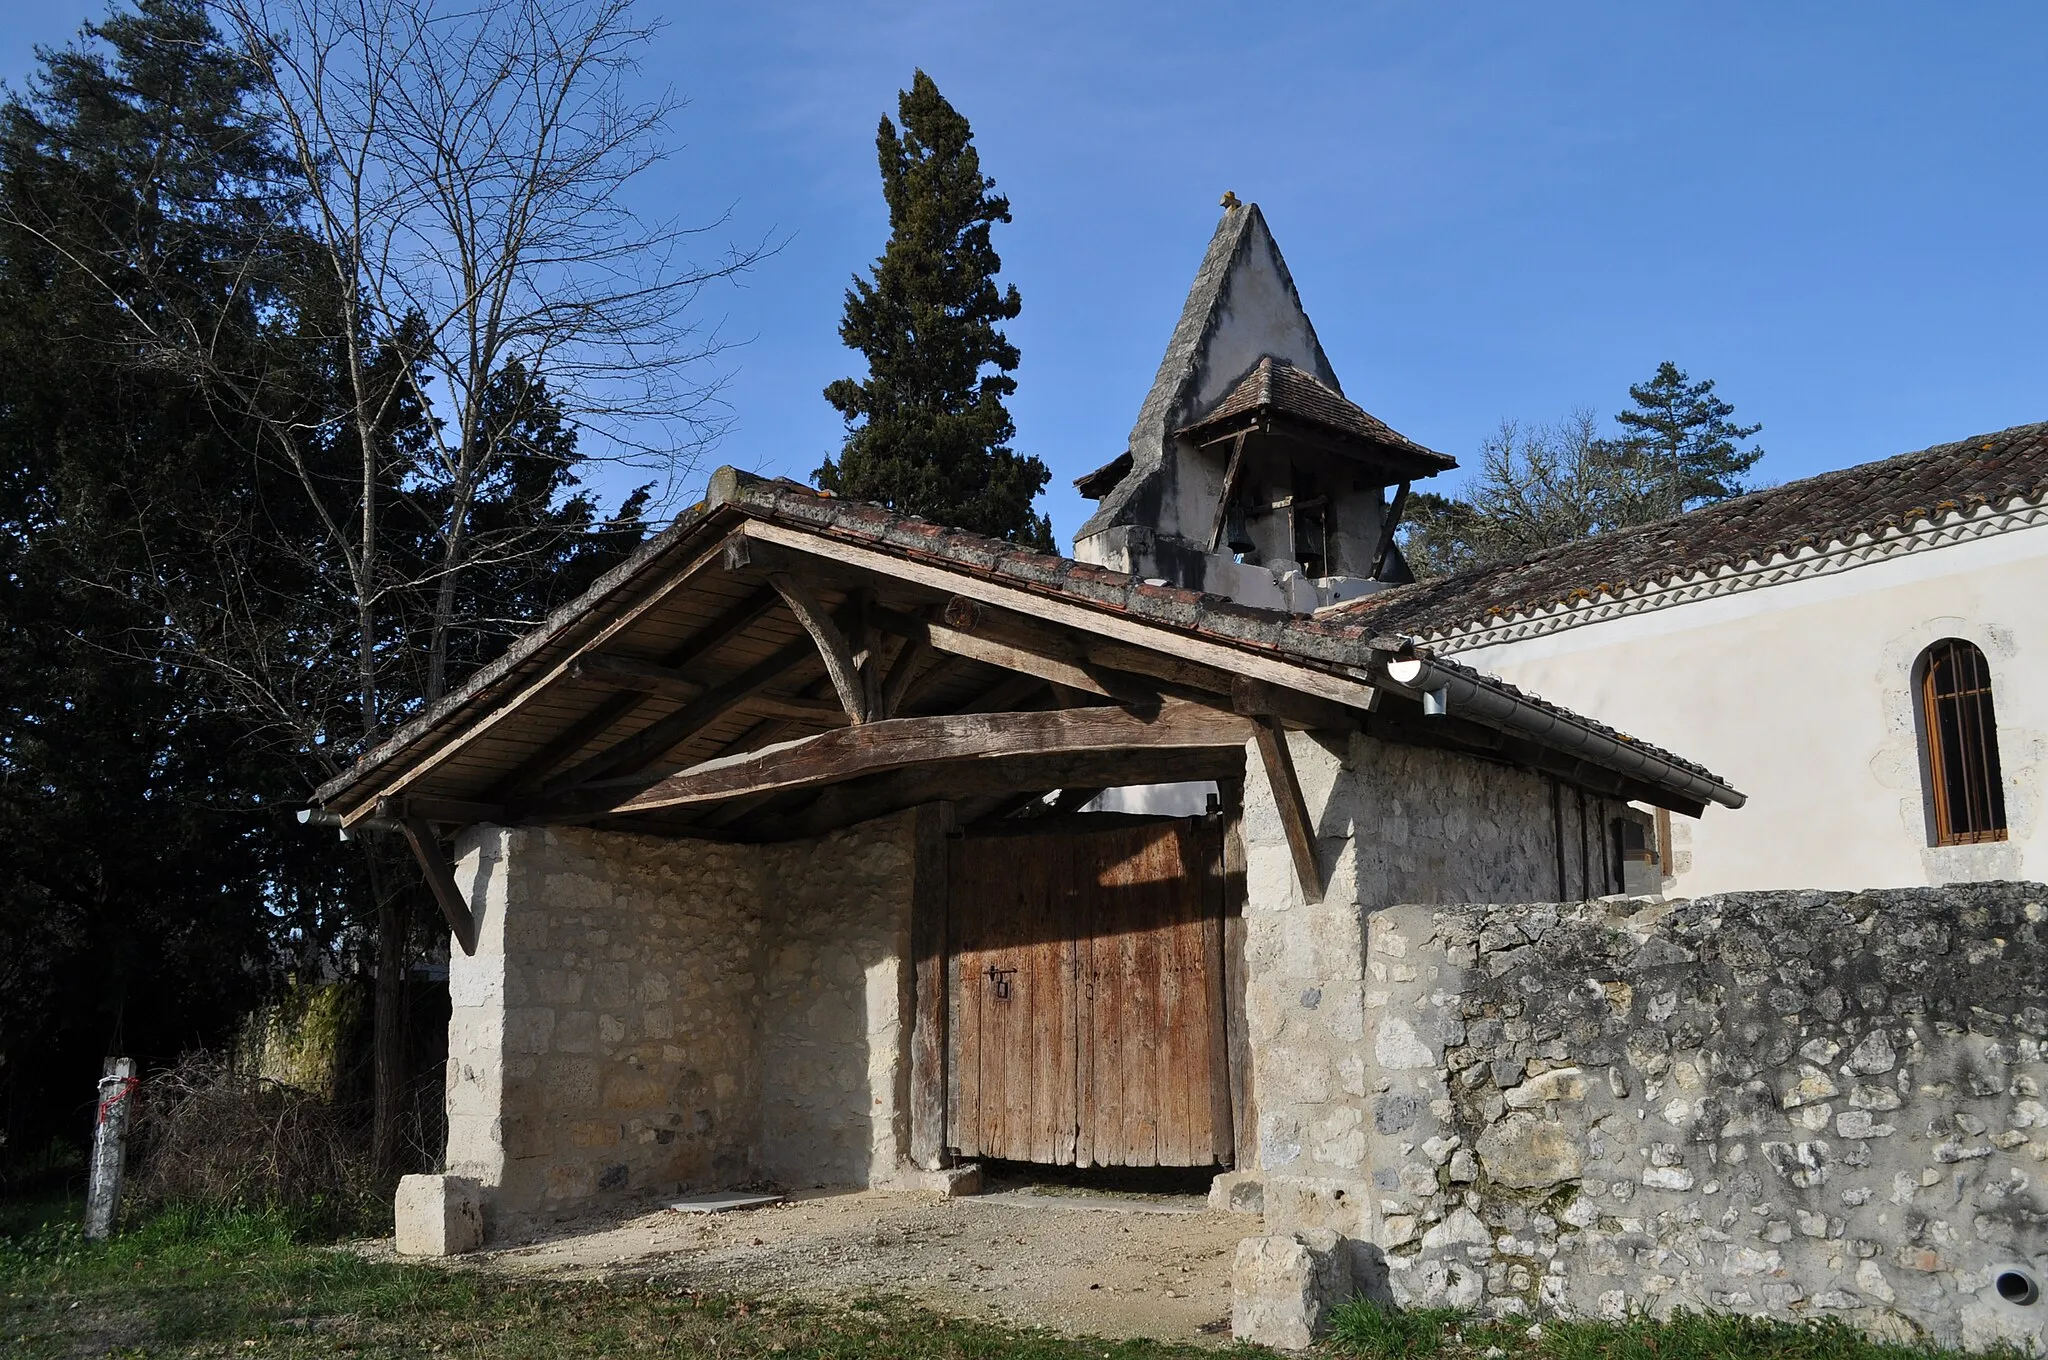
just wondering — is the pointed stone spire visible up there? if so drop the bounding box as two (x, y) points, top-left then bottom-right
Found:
(1074, 201), (1447, 612)
(1078, 203), (1342, 549)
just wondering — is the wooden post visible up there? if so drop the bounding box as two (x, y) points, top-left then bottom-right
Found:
(84, 1057), (136, 1240)
(909, 802), (954, 1170)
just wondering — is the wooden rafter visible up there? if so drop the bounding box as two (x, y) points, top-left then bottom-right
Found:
(489, 584), (781, 800)
(569, 653), (849, 724)
(876, 633), (930, 720)
(346, 534), (763, 823)
(551, 701), (1254, 820)
(737, 519), (1380, 714)
(532, 630), (824, 801)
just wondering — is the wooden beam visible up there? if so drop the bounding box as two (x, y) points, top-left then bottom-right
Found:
(877, 634), (930, 720)
(490, 585), (781, 799)
(909, 802), (952, 1169)
(883, 596), (1367, 732)
(398, 815), (478, 955)
(770, 573), (868, 724)
(739, 519), (1380, 713)
(1231, 675), (1364, 732)
(1206, 428), (1251, 552)
(1252, 716), (1324, 903)
(755, 746), (1248, 842)
(869, 603), (1113, 700)
(572, 701), (1255, 818)
(377, 794), (505, 827)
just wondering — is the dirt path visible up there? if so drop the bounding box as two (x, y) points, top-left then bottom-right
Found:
(453, 1187), (1250, 1344)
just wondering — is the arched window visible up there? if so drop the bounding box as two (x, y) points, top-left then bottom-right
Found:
(1919, 639), (2008, 845)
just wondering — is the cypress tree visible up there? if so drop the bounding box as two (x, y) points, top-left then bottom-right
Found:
(818, 71), (1053, 549)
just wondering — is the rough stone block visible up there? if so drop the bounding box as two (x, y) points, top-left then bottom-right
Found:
(890, 1162), (982, 1197)
(394, 1174), (485, 1256)
(1232, 1230), (1355, 1349)
(1209, 1170), (1265, 1215)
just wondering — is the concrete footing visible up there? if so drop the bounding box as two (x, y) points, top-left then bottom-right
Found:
(1231, 1229), (1354, 1349)
(395, 1174), (485, 1257)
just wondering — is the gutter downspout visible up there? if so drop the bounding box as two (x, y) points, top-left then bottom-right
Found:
(1363, 646), (1746, 812)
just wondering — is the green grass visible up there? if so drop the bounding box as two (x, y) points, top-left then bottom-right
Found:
(0, 1198), (1234, 1359)
(1326, 1298), (2028, 1360)
(3, 1199), (2031, 1360)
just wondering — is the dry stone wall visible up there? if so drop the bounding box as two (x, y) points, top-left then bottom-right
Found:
(1239, 728), (1625, 1239)
(1363, 882), (2048, 1353)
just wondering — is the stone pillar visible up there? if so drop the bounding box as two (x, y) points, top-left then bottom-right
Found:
(1240, 731), (1374, 1239)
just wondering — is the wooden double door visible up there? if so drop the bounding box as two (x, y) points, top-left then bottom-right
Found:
(945, 815), (1232, 1168)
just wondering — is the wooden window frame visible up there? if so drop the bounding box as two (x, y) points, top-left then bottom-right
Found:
(1919, 638), (2009, 846)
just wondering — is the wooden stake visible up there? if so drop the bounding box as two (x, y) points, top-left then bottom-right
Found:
(84, 1057), (136, 1240)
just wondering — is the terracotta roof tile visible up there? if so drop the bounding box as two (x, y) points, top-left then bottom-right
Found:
(1327, 420), (2048, 638)
(1178, 356), (1455, 474)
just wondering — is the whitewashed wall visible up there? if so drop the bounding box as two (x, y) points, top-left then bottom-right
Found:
(1450, 520), (2048, 895)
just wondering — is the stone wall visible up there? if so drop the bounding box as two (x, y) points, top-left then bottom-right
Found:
(1239, 728), (1627, 1239)
(447, 815), (917, 1230)
(1362, 881), (2048, 1352)
(758, 819), (915, 1189)
(449, 826), (764, 1224)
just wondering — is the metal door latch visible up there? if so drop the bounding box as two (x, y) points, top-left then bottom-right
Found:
(985, 965), (1017, 999)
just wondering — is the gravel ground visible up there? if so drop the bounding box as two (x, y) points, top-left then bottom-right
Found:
(438, 1184), (1250, 1344)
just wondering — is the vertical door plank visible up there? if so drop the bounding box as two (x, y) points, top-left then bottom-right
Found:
(1158, 823), (1192, 1167)
(1202, 817), (1236, 1164)
(910, 803), (951, 1169)
(1118, 831), (1163, 1167)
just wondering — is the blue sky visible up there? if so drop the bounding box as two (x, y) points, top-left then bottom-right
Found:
(6, 3), (2045, 548)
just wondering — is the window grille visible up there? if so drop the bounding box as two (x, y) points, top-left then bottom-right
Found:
(1920, 638), (2008, 845)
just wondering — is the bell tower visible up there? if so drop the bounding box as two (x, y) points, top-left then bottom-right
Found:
(1072, 199), (1454, 612)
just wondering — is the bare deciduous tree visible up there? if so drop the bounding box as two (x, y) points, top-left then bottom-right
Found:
(196, 0), (769, 1171)
(213, 0), (767, 716)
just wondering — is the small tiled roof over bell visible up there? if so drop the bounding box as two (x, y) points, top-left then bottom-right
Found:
(1326, 419), (2048, 641)
(1178, 356), (1456, 478)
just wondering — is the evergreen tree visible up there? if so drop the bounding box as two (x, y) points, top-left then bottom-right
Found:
(1611, 360), (1764, 519)
(818, 71), (1053, 549)
(1397, 365), (1764, 580)
(0, 0), (330, 1156)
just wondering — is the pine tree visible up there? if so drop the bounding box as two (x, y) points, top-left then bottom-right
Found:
(1611, 361), (1764, 519)
(818, 71), (1053, 549)
(1397, 368), (1764, 580)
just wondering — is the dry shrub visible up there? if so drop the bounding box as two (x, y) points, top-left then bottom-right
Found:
(127, 1053), (386, 1234)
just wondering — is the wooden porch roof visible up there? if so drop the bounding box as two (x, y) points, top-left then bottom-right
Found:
(313, 469), (1740, 857)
